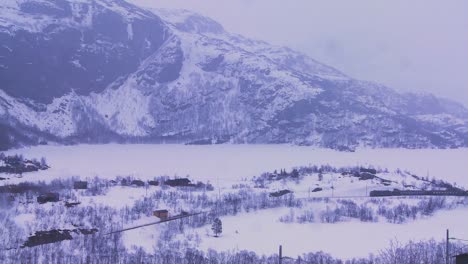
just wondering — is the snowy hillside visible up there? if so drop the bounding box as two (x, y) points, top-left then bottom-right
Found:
(1, 0), (468, 150)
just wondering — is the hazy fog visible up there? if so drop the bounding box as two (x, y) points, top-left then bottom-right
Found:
(132, 0), (468, 106)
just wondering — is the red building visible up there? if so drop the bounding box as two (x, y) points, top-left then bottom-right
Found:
(153, 210), (169, 219)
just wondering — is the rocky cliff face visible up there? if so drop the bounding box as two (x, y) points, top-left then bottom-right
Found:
(1, 1), (467, 150)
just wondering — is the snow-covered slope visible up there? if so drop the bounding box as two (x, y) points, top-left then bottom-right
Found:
(1, 0), (467, 150)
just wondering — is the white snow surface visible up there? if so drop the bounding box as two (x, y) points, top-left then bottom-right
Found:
(190, 206), (468, 260)
(4, 144), (468, 188)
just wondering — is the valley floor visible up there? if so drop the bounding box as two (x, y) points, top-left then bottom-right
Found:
(2, 144), (468, 261)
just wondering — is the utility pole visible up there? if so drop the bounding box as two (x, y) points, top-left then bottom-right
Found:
(279, 245), (282, 264)
(446, 229), (450, 264)
(216, 174), (221, 217)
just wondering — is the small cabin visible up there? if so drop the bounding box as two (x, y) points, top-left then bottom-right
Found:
(456, 253), (468, 264)
(360, 168), (377, 175)
(73, 181), (88, 190)
(153, 209), (169, 219)
(165, 178), (192, 187)
(121, 179), (130, 186)
(358, 172), (376, 180)
(131, 180), (145, 187)
(23, 230), (72, 248)
(107, 180), (118, 186)
(148, 180), (159, 186)
(269, 189), (292, 198)
(37, 193), (59, 204)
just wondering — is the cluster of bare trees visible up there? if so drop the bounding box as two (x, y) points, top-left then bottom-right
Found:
(2, 238), (466, 264)
(279, 197), (468, 224)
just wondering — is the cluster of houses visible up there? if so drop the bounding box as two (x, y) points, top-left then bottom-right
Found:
(3, 177), (207, 207)
(7, 178), (200, 224)
(0, 154), (49, 174)
(33, 180), (176, 221)
(36, 181), (88, 204)
(34, 178), (197, 204)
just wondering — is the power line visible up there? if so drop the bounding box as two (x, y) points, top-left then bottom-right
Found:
(450, 237), (468, 243)
(104, 211), (206, 235)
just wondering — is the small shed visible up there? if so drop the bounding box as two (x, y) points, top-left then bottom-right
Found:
(65, 201), (81, 208)
(37, 193), (59, 204)
(153, 209), (169, 219)
(456, 253), (468, 264)
(73, 181), (88, 190)
(311, 187), (323, 192)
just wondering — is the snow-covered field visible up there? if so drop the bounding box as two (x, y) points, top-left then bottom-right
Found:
(5, 144), (468, 187)
(2, 144), (468, 260)
(190, 206), (468, 259)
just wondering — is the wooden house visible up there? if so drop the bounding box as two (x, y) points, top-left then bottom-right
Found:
(37, 193), (59, 204)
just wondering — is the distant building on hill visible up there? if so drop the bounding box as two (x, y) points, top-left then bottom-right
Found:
(131, 180), (145, 187)
(165, 178), (191, 187)
(73, 181), (88, 190)
(148, 180), (159, 186)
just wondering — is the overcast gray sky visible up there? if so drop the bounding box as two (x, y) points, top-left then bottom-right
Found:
(132, 0), (468, 106)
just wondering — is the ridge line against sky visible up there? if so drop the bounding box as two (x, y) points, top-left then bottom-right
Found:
(130, 0), (468, 107)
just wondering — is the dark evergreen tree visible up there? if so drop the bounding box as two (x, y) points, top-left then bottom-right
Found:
(291, 169), (299, 178)
(211, 218), (222, 237)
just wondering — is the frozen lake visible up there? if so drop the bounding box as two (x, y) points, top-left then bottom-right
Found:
(5, 144), (468, 188)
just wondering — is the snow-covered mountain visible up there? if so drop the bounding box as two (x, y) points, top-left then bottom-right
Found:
(1, 0), (467, 150)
